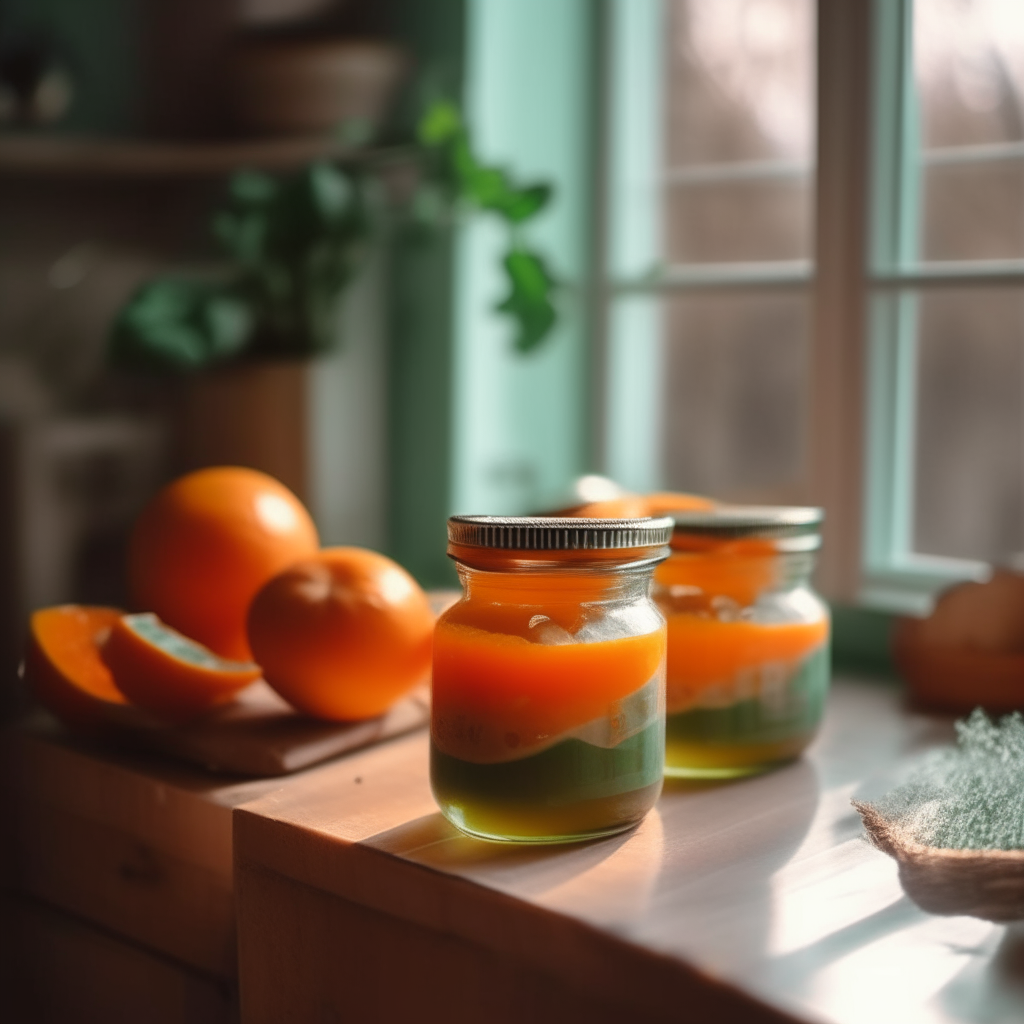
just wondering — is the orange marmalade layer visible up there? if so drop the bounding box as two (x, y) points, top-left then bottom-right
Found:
(656, 537), (780, 607)
(663, 615), (828, 714)
(432, 616), (665, 765)
(655, 539), (827, 714)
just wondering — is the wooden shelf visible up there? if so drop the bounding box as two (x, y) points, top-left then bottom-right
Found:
(0, 133), (410, 178)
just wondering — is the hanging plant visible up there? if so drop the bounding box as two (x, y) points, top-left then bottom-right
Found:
(109, 101), (558, 373)
(110, 161), (372, 371)
(414, 99), (558, 353)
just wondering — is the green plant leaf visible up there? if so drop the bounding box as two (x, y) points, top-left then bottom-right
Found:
(464, 164), (512, 210)
(308, 162), (357, 222)
(228, 170), (277, 207)
(109, 280), (253, 371)
(496, 249), (558, 353)
(218, 163), (371, 355)
(417, 100), (463, 146)
(498, 183), (552, 223)
(415, 99), (561, 353)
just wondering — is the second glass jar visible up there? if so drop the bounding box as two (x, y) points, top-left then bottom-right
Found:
(431, 515), (672, 843)
(653, 506), (831, 779)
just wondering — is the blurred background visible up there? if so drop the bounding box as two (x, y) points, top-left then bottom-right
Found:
(3, 0), (1024, 692)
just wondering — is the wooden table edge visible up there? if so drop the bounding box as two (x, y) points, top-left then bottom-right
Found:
(233, 807), (808, 1024)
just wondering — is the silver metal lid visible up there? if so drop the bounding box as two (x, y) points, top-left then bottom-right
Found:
(669, 505), (823, 548)
(448, 515), (674, 551)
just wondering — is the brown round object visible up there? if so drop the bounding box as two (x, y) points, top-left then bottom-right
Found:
(227, 38), (406, 137)
(894, 616), (1024, 715)
(918, 570), (1024, 654)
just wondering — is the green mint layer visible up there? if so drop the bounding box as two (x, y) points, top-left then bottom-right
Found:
(432, 719), (665, 809)
(666, 646), (830, 747)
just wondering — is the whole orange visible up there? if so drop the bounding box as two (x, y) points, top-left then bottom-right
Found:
(247, 547), (435, 721)
(129, 467), (319, 661)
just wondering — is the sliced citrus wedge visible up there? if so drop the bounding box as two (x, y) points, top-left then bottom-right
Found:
(642, 491), (716, 515)
(569, 491), (714, 519)
(25, 605), (129, 732)
(103, 612), (262, 724)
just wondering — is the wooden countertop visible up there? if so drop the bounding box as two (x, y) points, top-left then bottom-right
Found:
(235, 676), (1024, 1024)
(1, 713), (286, 977)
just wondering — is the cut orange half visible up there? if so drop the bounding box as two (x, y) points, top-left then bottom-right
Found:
(103, 612), (262, 724)
(25, 605), (128, 732)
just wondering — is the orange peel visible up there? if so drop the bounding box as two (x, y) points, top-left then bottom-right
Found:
(25, 605), (128, 731)
(103, 612), (262, 723)
(128, 466), (319, 661)
(568, 491), (714, 519)
(247, 547), (435, 721)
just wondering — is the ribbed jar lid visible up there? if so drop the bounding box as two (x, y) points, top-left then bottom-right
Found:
(448, 515), (674, 551)
(669, 505), (823, 545)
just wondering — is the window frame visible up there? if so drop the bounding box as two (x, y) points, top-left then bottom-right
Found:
(599, 0), (1013, 613)
(862, 0), (1006, 612)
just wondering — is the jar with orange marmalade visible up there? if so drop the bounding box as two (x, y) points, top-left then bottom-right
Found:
(653, 507), (830, 778)
(431, 515), (672, 843)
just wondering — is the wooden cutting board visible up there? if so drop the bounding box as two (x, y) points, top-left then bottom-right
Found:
(85, 589), (460, 778)
(102, 680), (431, 777)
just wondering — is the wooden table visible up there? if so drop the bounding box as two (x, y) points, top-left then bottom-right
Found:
(234, 676), (1024, 1024)
(0, 715), (291, 1022)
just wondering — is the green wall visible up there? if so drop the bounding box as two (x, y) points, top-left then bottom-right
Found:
(388, 0), (595, 586)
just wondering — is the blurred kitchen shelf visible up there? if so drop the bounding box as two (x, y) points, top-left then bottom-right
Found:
(0, 133), (413, 178)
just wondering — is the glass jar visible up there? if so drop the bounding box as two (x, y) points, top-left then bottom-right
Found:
(653, 507), (830, 779)
(431, 515), (672, 844)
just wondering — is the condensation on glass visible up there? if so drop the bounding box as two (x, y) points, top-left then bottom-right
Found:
(911, 1), (1024, 563)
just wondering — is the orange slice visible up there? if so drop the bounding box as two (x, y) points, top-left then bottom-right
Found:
(642, 491), (716, 515)
(103, 612), (262, 723)
(566, 491), (714, 519)
(25, 605), (128, 731)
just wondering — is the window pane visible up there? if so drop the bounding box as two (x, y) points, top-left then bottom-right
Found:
(665, 178), (810, 262)
(661, 292), (808, 500)
(915, 0), (1024, 150)
(922, 161), (1024, 261)
(664, 0), (815, 263)
(916, 0), (1024, 262)
(913, 288), (1024, 562)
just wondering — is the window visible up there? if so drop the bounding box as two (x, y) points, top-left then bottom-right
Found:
(865, 0), (1024, 609)
(602, 0), (1024, 612)
(604, 0), (816, 506)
